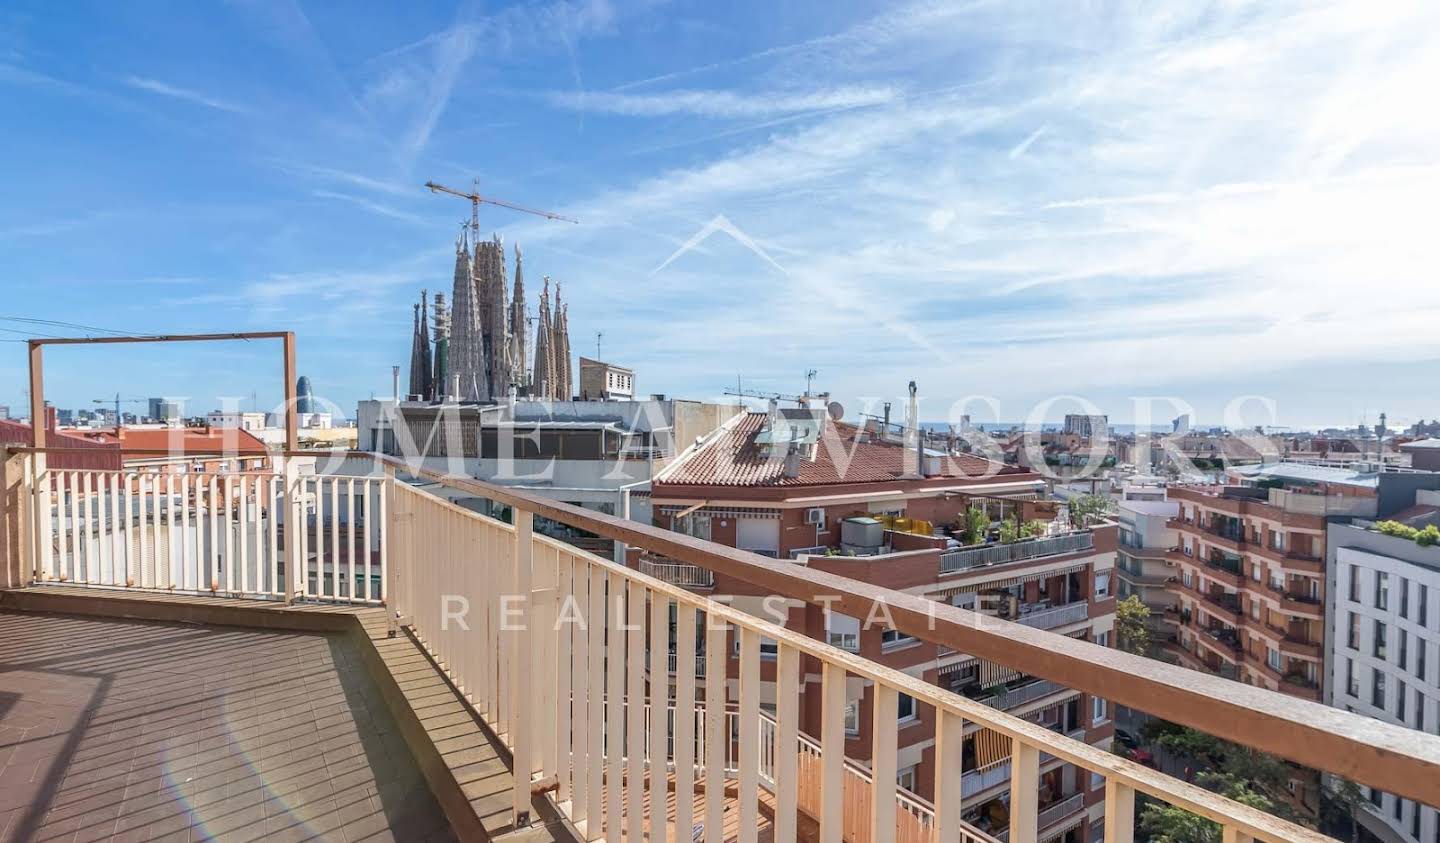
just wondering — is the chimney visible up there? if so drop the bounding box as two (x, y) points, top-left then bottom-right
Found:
(882, 402), (891, 432)
(767, 397), (779, 426)
(783, 443), (802, 478)
(902, 381), (922, 479)
(45, 405), (57, 432)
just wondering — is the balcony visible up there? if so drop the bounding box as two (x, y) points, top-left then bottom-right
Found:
(939, 532), (1094, 574)
(967, 678), (1068, 712)
(638, 556), (715, 589)
(1010, 601), (1090, 631)
(1, 445), (1432, 843)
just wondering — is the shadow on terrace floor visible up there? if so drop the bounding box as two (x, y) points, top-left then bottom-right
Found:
(0, 610), (453, 842)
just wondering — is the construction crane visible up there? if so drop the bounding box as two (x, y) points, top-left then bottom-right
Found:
(423, 180), (577, 242)
(93, 394), (148, 429)
(723, 385), (810, 406)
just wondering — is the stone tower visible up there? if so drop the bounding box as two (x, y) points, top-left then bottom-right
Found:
(509, 244), (528, 394)
(449, 229), (487, 401)
(553, 283), (572, 401)
(532, 277), (555, 400)
(431, 292), (449, 402)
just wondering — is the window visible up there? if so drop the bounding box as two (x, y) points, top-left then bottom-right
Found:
(1250, 600), (1261, 620)
(1401, 577), (1411, 619)
(1401, 629), (1409, 671)
(1373, 669), (1386, 709)
(1375, 620), (1388, 660)
(1251, 561), (1262, 582)
(1095, 571), (1111, 598)
(827, 612), (861, 652)
(1419, 640), (1428, 683)
(1090, 771), (1104, 791)
(1420, 584), (1429, 627)
(1397, 679), (1407, 720)
(881, 629), (916, 650)
(1377, 571), (1390, 611)
(897, 693), (917, 723)
(1095, 631), (1111, 649)
(1267, 648), (1282, 671)
(1415, 689), (1425, 732)
(1346, 658), (1359, 697)
(1349, 565), (1361, 602)
(1091, 695), (1107, 724)
(844, 700), (860, 735)
(897, 766), (918, 793)
(1348, 612), (1361, 650)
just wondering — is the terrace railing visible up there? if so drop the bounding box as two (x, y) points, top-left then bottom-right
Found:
(4, 447), (1438, 843)
(939, 532), (1095, 574)
(14, 456), (387, 603)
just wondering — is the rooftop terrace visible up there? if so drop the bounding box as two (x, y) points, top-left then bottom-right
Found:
(1, 443), (1437, 843)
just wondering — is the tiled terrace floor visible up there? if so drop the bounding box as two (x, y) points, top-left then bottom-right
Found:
(0, 610), (454, 843)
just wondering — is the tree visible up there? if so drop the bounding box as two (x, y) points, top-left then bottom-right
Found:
(1020, 519), (1046, 539)
(998, 518), (1019, 544)
(961, 504), (990, 545)
(1067, 494), (1111, 529)
(1115, 595), (1151, 656)
(1141, 773), (1275, 843)
(1320, 777), (1365, 843)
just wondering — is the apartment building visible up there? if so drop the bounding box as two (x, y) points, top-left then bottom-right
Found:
(1115, 497), (1179, 640)
(1165, 463), (1395, 698)
(356, 397), (742, 551)
(1327, 495), (1440, 843)
(646, 406), (1118, 843)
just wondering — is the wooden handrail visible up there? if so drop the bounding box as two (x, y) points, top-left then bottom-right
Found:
(357, 451), (1440, 809)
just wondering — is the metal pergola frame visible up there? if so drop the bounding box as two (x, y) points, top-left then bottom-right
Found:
(26, 332), (298, 452)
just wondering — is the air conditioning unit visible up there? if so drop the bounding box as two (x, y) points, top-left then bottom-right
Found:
(804, 507), (826, 526)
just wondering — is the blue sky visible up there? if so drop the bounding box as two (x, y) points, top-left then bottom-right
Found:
(3, 0), (1438, 429)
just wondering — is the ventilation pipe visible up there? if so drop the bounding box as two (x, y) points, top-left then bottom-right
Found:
(902, 381), (921, 479)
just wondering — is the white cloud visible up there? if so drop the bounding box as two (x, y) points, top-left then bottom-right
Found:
(123, 75), (251, 114)
(547, 85), (900, 118)
(497, 0), (1440, 422)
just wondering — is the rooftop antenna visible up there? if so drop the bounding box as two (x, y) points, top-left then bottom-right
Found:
(596, 331), (604, 361)
(804, 368), (817, 399)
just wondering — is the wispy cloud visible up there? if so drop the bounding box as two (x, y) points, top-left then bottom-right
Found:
(1007, 124), (1047, 159)
(311, 190), (427, 224)
(123, 75), (251, 114)
(547, 85), (900, 119)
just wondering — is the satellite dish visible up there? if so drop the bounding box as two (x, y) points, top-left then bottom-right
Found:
(827, 401), (845, 421)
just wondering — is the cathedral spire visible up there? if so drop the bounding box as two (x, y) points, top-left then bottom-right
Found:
(418, 289), (433, 401)
(532, 276), (555, 400)
(407, 300), (425, 400)
(449, 224), (486, 401)
(509, 243), (528, 394)
(553, 285), (572, 401)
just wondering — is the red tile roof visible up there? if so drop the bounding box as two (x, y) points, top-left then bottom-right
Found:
(64, 426), (268, 454)
(658, 412), (1025, 488)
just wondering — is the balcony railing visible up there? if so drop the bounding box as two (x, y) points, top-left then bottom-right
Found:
(1012, 602), (1089, 631)
(5, 446), (1435, 843)
(939, 532), (1094, 574)
(971, 678), (1067, 712)
(638, 556), (715, 588)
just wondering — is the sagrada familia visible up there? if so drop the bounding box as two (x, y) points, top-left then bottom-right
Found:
(407, 230), (572, 403)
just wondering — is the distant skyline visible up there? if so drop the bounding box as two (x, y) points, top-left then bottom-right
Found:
(3, 1), (1438, 429)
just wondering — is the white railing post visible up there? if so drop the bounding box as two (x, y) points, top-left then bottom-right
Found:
(703, 618), (727, 843)
(872, 684), (899, 843)
(648, 589), (669, 843)
(819, 661), (846, 843)
(1104, 780), (1134, 843)
(625, 580), (646, 843)
(606, 571), (625, 843)
(936, 709), (965, 842)
(674, 603), (697, 841)
(774, 643), (799, 843)
(1009, 741), (1040, 843)
(737, 627), (761, 843)
(511, 507), (534, 827)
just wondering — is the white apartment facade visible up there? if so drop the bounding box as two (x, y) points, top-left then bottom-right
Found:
(1327, 520), (1440, 843)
